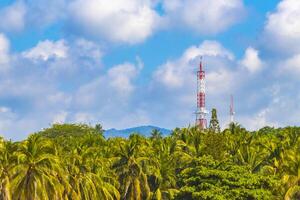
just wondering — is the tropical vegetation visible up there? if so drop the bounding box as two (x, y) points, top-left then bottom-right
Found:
(1, 110), (300, 199)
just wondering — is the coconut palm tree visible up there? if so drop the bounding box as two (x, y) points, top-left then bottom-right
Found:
(148, 137), (178, 200)
(10, 134), (64, 200)
(150, 129), (163, 141)
(64, 143), (120, 200)
(0, 138), (16, 200)
(113, 134), (151, 200)
(281, 147), (300, 200)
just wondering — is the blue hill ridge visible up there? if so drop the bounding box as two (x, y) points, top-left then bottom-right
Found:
(104, 125), (172, 138)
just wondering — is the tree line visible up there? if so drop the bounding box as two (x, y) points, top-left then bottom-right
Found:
(1, 111), (300, 199)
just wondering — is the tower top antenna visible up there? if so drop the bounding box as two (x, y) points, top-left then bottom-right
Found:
(200, 56), (203, 71)
(195, 57), (207, 129)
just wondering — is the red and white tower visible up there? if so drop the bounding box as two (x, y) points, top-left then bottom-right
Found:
(196, 57), (208, 129)
(230, 95), (235, 123)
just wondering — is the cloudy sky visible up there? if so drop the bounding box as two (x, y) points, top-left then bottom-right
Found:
(0, 0), (300, 140)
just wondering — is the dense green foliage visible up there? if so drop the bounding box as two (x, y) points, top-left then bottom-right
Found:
(1, 122), (300, 199)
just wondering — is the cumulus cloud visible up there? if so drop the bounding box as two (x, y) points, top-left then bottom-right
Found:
(239, 109), (274, 131)
(278, 53), (300, 75)
(0, 33), (10, 71)
(239, 87), (300, 130)
(68, 0), (161, 44)
(70, 59), (146, 129)
(154, 40), (235, 90)
(162, 0), (245, 34)
(0, 0), (67, 32)
(0, 1), (26, 32)
(0, 37), (105, 139)
(107, 62), (142, 95)
(75, 60), (142, 109)
(52, 111), (68, 124)
(183, 40), (235, 61)
(242, 0), (300, 131)
(0, 106), (11, 113)
(73, 38), (103, 61)
(0, 0), (247, 44)
(263, 0), (300, 54)
(26, 0), (66, 27)
(240, 47), (263, 73)
(22, 40), (68, 61)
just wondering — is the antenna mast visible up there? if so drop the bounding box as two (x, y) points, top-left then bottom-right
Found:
(196, 57), (207, 129)
(230, 95), (235, 123)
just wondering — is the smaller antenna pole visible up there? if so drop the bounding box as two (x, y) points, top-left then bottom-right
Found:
(230, 95), (235, 123)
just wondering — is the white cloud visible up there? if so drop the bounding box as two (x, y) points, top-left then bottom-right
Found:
(0, 1), (26, 32)
(108, 62), (142, 95)
(26, 0), (66, 27)
(113, 109), (151, 128)
(239, 109), (273, 130)
(52, 111), (68, 124)
(0, 33), (10, 66)
(206, 69), (235, 94)
(74, 112), (94, 123)
(0, 0), (246, 45)
(47, 92), (72, 107)
(239, 89), (300, 130)
(162, 0), (245, 34)
(279, 53), (300, 75)
(263, 0), (300, 54)
(69, 59), (144, 130)
(0, 106), (10, 113)
(22, 40), (68, 61)
(154, 61), (186, 89)
(0, 37), (104, 140)
(240, 47), (263, 73)
(75, 60), (141, 110)
(73, 38), (102, 61)
(0, 106), (20, 139)
(68, 0), (161, 44)
(0, 0), (67, 32)
(154, 40), (235, 89)
(183, 40), (235, 61)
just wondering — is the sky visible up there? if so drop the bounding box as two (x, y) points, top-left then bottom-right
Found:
(1, 0), (300, 140)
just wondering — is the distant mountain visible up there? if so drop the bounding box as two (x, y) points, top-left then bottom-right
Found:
(104, 125), (172, 138)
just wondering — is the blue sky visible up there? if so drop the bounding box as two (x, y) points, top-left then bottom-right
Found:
(1, 0), (300, 140)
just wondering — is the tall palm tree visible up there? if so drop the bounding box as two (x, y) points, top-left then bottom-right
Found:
(281, 147), (300, 200)
(10, 134), (64, 200)
(64, 143), (120, 200)
(148, 137), (177, 200)
(0, 138), (16, 200)
(113, 134), (151, 200)
(150, 129), (163, 141)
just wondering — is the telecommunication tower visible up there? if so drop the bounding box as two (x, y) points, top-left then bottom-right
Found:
(195, 57), (208, 129)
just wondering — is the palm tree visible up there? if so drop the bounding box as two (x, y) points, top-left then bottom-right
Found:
(150, 129), (163, 141)
(10, 134), (64, 200)
(281, 147), (300, 200)
(0, 138), (16, 200)
(148, 137), (177, 200)
(113, 134), (151, 200)
(63, 141), (119, 200)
